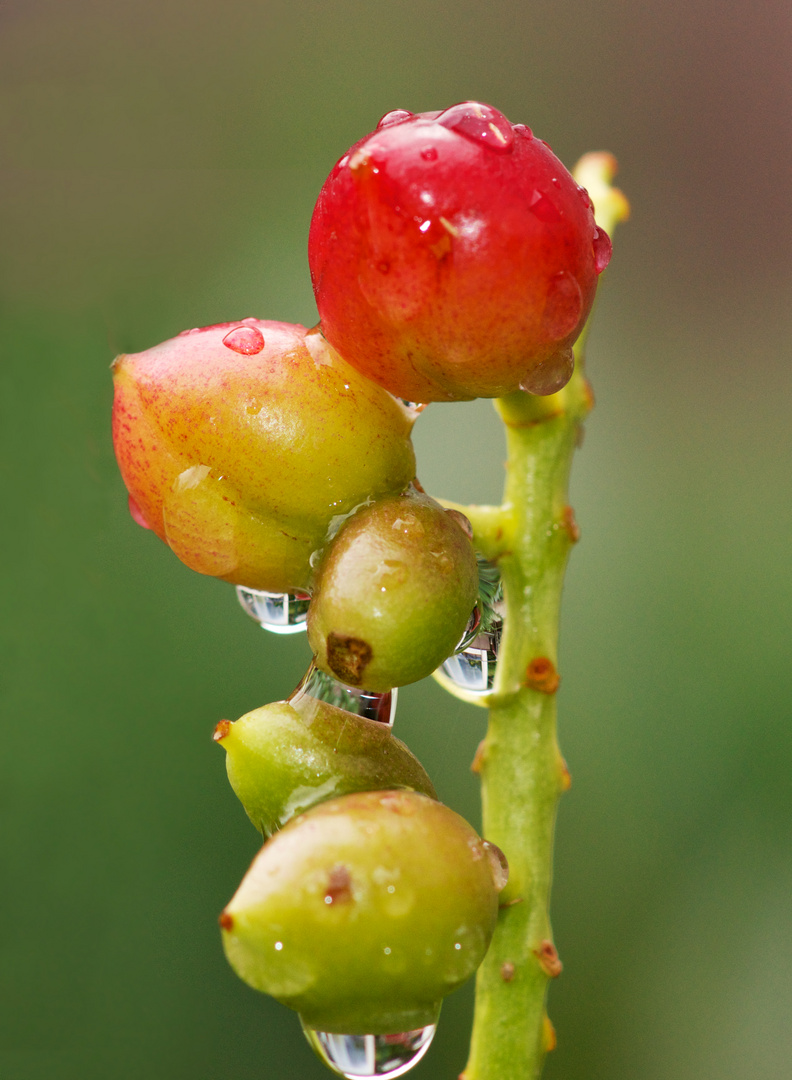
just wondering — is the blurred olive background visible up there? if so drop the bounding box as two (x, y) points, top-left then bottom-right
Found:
(1, 1), (790, 1078)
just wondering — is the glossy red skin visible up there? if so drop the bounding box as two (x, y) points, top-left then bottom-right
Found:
(309, 104), (602, 401)
(112, 320), (416, 591)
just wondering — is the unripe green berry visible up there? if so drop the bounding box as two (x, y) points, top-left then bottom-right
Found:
(213, 700), (436, 837)
(308, 490), (478, 691)
(220, 790), (506, 1034)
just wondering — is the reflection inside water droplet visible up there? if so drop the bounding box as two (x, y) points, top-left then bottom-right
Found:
(441, 557), (503, 695)
(222, 325), (265, 355)
(235, 586), (311, 634)
(289, 661), (397, 726)
(302, 1021), (437, 1078)
(436, 102), (514, 152)
(519, 347), (575, 397)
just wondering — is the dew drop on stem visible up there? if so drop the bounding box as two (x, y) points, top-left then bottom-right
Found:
(302, 1022), (437, 1078)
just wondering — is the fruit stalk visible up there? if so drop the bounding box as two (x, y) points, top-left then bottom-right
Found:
(461, 157), (628, 1079)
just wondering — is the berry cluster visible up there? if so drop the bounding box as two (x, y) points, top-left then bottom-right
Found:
(112, 102), (610, 1079)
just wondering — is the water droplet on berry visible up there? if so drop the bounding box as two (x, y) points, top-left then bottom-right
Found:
(542, 271), (583, 341)
(289, 661), (397, 727)
(441, 558), (503, 695)
(445, 508), (473, 539)
(513, 123), (533, 139)
(222, 325), (265, 355)
(592, 227), (612, 273)
(519, 347), (575, 397)
(377, 109), (414, 130)
(576, 185), (592, 209)
(302, 1022), (437, 1078)
(128, 493), (152, 530)
(436, 102), (514, 152)
(420, 146), (438, 161)
(483, 841), (509, 891)
(528, 190), (562, 223)
(235, 586), (311, 634)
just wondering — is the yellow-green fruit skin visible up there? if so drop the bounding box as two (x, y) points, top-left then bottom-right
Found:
(308, 491), (478, 691)
(220, 791), (501, 1034)
(215, 700), (437, 836)
(111, 321), (416, 591)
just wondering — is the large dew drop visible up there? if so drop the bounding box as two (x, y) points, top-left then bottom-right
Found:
(235, 586), (311, 634)
(441, 557), (503, 695)
(222, 324), (265, 355)
(289, 661), (397, 726)
(302, 1023), (437, 1079)
(436, 102), (514, 152)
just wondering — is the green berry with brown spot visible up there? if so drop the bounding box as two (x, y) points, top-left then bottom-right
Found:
(219, 790), (507, 1034)
(307, 490), (478, 691)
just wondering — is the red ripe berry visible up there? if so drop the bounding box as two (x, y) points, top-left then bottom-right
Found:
(309, 102), (610, 402)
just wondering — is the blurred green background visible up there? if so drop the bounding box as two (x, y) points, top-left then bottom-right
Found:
(1, 1), (790, 1077)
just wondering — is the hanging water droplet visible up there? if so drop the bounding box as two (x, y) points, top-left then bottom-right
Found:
(519, 347), (575, 397)
(377, 109), (414, 130)
(222, 325), (265, 355)
(289, 661), (397, 726)
(436, 102), (514, 152)
(235, 586), (311, 634)
(302, 1022), (437, 1078)
(441, 557), (503, 695)
(541, 271), (583, 342)
(592, 227), (613, 274)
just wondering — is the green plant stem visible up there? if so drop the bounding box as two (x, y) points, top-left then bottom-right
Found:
(460, 369), (589, 1080)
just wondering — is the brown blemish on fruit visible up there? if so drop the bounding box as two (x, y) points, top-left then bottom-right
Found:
(563, 505), (580, 543)
(534, 940), (563, 978)
(471, 739), (488, 774)
(326, 633), (372, 686)
(218, 911), (234, 930)
(543, 1015), (557, 1053)
(212, 719), (232, 742)
(500, 961), (516, 982)
(324, 865), (353, 905)
(525, 657), (560, 694)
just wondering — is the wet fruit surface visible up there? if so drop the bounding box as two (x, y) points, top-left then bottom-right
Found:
(220, 790), (504, 1034)
(214, 699), (436, 836)
(308, 490), (479, 691)
(309, 103), (608, 401)
(111, 321), (416, 591)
